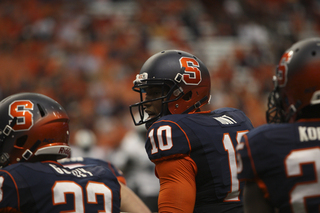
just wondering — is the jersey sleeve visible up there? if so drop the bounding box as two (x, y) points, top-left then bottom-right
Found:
(106, 162), (126, 185)
(146, 119), (192, 162)
(0, 170), (20, 210)
(155, 156), (197, 213)
(90, 159), (126, 185)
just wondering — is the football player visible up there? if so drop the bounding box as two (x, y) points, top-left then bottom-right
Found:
(236, 37), (320, 212)
(0, 93), (150, 213)
(129, 50), (254, 212)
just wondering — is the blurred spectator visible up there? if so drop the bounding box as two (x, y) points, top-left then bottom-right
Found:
(1, 0), (319, 137)
(108, 124), (159, 212)
(70, 128), (108, 160)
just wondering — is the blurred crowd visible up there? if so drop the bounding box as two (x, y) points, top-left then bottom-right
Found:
(1, 0), (319, 211)
(1, 0), (319, 148)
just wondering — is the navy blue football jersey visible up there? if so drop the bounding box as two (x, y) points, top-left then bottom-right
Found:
(59, 157), (125, 184)
(0, 161), (121, 213)
(237, 120), (320, 212)
(146, 107), (253, 211)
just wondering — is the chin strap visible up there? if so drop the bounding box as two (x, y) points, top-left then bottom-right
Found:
(0, 117), (17, 142)
(20, 140), (41, 162)
(0, 117), (17, 168)
(0, 153), (10, 168)
(183, 96), (209, 114)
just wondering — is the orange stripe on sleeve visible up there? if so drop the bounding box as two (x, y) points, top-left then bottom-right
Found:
(0, 170), (20, 211)
(244, 135), (258, 177)
(155, 156), (197, 213)
(106, 163), (127, 185)
(117, 176), (127, 185)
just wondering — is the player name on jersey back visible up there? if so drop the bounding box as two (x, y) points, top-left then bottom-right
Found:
(299, 126), (320, 142)
(49, 163), (93, 177)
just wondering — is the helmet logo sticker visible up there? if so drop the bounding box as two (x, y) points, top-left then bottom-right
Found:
(8, 100), (34, 131)
(277, 50), (293, 87)
(179, 57), (202, 85)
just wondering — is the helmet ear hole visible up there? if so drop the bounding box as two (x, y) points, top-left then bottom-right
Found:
(37, 104), (46, 117)
(15, 135), (28, 148)
(182, 91), (192, 101)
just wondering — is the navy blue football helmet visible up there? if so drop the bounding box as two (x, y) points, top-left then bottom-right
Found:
(130, 50), (211, 126)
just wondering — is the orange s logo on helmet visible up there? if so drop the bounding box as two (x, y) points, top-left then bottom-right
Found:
(179, 57), (202, 85)
(9, 100), (34, 131)
(277, 50), (293, 87)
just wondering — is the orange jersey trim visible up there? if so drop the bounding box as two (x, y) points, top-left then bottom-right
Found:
(153, 119), (192, 153)
(0, 207), (22, 213)
(155, 156), (197, 213)
(116, 176), (126, 185)
(0, 170), (20, 211)
(189, 110), (211, 114)
(296, 118), (320, 122)
(105, 163), (127, 185)
(244, 134), (270, 199)
(244, 135), (257, 176)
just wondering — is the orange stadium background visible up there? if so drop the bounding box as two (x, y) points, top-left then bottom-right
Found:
(0, 0), (319, 155)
